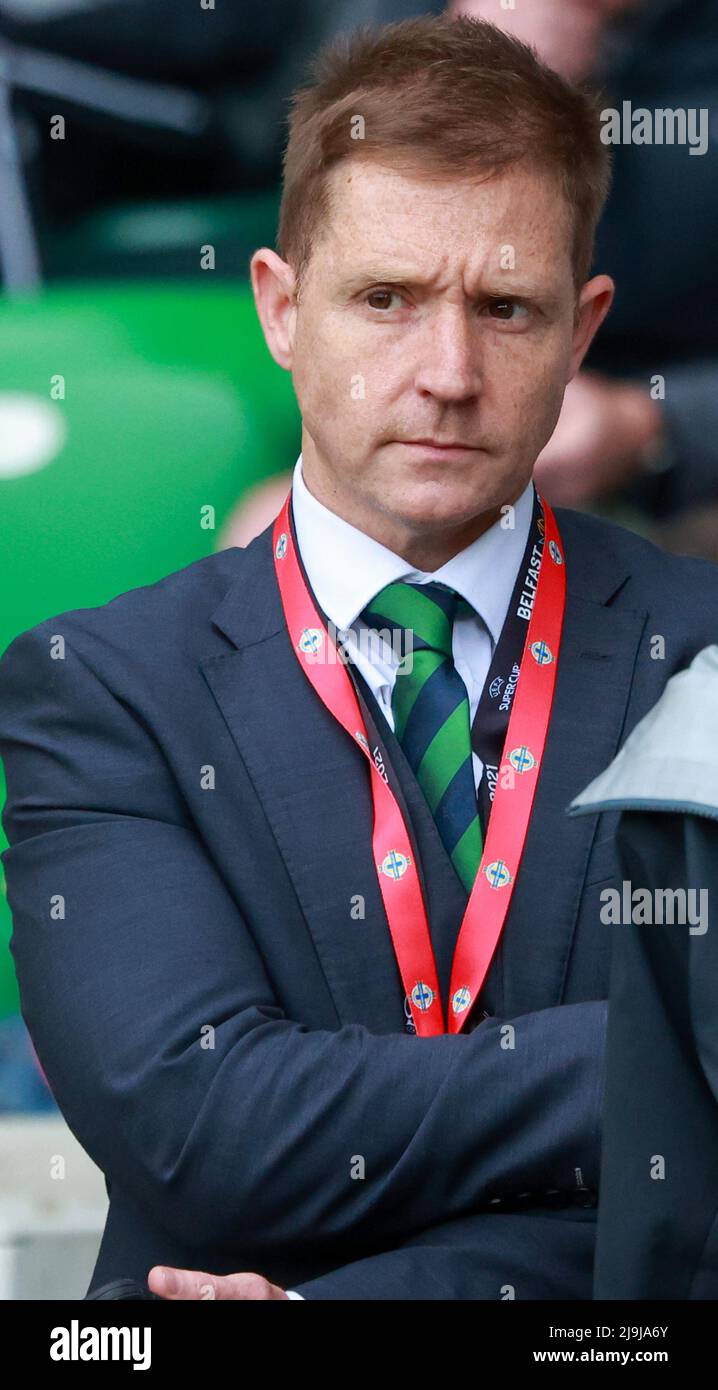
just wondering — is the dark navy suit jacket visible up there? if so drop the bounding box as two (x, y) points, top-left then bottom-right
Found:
(1, 507), (717, 1299)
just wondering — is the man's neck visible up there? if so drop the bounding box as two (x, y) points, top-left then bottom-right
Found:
(300, 461), (525, 572)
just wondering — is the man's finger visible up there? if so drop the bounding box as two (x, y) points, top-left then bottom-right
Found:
(148, 1265), (287, 1300)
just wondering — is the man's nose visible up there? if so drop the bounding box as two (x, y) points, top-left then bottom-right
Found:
(413, 306), (483, 402)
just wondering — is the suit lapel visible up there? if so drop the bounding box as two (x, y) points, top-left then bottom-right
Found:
(200, 525), (408, 1031)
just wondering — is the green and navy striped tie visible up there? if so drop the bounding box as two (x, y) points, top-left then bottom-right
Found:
(362, 580), (483, 894)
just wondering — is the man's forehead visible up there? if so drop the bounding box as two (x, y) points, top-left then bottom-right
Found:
(320, 162), (573, 291)
(328, 157), (565, 216)
(323, 160), (572, 253)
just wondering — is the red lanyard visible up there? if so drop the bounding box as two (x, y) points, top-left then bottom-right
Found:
(272, 492), (566, 1036)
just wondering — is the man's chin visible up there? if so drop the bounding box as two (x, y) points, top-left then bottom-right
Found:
(377, 484), (505, 532)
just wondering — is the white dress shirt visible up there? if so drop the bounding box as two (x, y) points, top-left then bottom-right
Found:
(284, 453), (533, 1301)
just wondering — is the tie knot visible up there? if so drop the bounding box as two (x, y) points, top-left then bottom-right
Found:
(361, 580), (461, 658)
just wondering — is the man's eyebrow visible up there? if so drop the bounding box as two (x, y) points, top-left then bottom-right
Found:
(340, 269), (563, 304)
(340, 269), (420, 291)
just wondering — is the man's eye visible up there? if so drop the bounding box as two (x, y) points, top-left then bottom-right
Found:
(486, 299), (529, 321)
(365, 288), (404, 311)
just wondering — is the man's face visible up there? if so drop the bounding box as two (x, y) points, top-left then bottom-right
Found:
(254, 158), (612, 559)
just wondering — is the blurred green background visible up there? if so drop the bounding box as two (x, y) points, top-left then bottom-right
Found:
(0, 259), (301, 1018)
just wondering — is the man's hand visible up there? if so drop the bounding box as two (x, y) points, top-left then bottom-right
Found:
(148, 1265), (290, 1300)
(533, 372), (666, 507)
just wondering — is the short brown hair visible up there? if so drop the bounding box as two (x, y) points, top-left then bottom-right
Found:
(277, 15), (612, 299)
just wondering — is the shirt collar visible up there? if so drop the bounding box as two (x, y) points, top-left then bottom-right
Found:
(290, 453), (534, 645)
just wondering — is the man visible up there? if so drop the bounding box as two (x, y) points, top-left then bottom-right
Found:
(1, 16), (717, 1302)
(569, 645), (718, 1300)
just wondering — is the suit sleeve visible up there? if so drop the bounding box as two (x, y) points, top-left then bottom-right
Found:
(291, 1208), (596, 1300)
(0, 621), (607, 1262)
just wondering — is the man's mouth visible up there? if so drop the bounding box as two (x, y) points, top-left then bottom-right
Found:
(396, 438), (482, 455)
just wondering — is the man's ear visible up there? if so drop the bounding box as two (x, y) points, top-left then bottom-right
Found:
(567, 274), (615, 381)
(249, 248), (298, 371)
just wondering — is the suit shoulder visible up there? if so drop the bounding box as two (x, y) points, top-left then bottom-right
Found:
(556, 506), (718, 601)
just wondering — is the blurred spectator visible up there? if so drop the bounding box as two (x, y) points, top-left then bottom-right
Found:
(568, 643), (718, 1299)
(451, 0), (641, 83)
